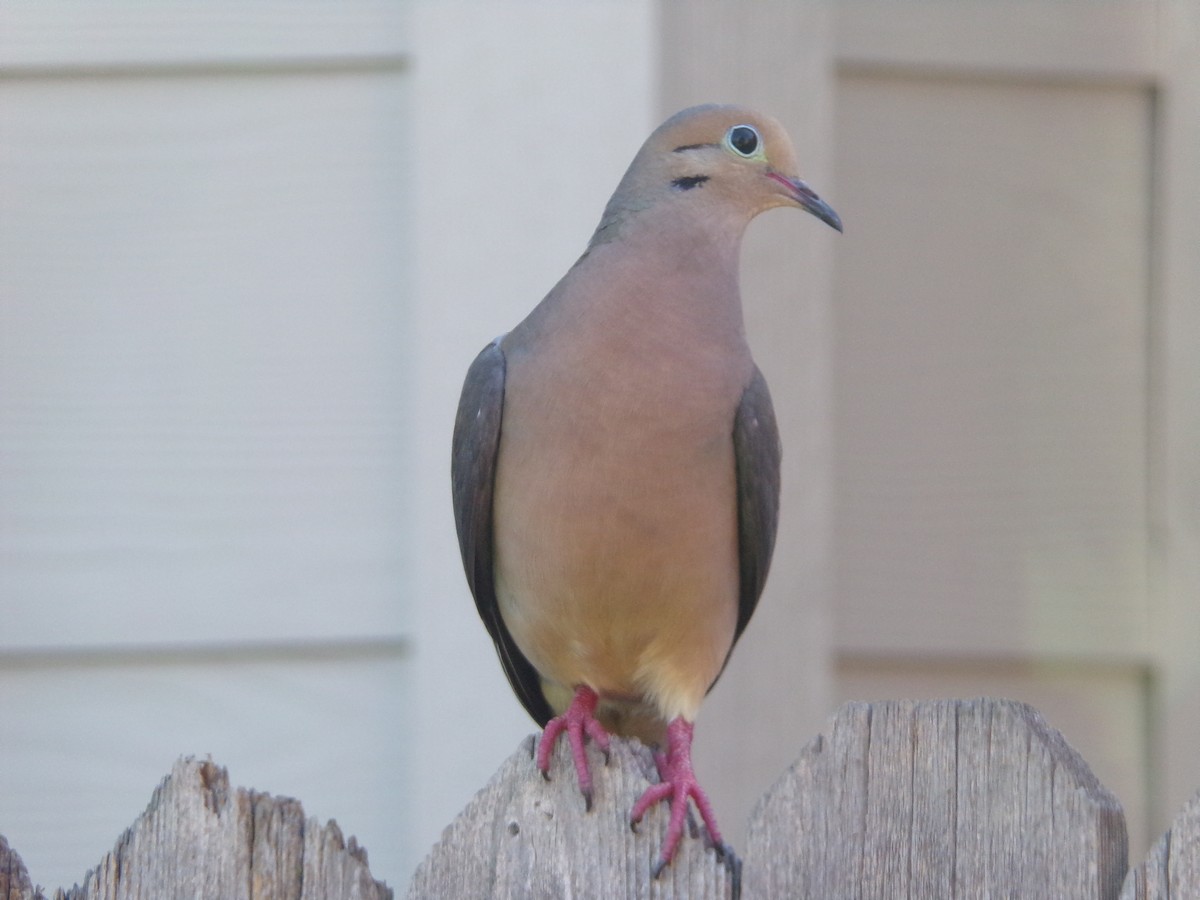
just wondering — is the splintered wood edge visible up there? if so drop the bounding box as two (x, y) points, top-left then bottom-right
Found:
(0, 757), (392, 900)
(1119, 786), (1200, 900)
(1, 833), (45, 900)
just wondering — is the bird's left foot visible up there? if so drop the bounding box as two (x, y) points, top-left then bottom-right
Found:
(629, 717), (724, 877)
(536, 685), (611, 811)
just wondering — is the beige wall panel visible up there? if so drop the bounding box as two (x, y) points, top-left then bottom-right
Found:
(658, 0), (839, 852)
(1154, 0), (1200, 846)
(836, 2), (1159, 81)
(0, 650), (412, 893)
(836, 656), (1150, 859)
(832, 74), (1151, 660)
(0, 70), (414, 648)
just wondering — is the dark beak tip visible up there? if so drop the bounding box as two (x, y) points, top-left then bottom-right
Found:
(803, 195), (843, 234)
(767, 172), (843, 233)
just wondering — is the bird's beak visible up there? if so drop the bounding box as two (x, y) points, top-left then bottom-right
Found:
(767, 172), (843, 233)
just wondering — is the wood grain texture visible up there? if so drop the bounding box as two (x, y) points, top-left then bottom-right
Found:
(0, 652), (412, 893)
(1118, 787), (1200, 900)
(836, 657), (1151, 859)
(11, 704), (1200, 898)
(744, 699), (1128, 899)
(1120, 788), (1200, 900)
(0, 758), (391, 900)
(1, 834), (43, 900)
(406, 736), (739, 900)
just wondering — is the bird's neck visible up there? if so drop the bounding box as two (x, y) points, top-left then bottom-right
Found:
(555, 207), (750, 361)
(506, 201), (755, 371)
(628, 204), (743, 296)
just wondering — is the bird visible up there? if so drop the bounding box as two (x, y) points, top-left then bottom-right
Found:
(451, 103), (841, 876)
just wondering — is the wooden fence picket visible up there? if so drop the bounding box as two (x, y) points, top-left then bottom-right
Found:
(0, 699), (1193, 899)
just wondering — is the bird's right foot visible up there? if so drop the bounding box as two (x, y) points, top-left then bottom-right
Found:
(536, 685), (611, 811)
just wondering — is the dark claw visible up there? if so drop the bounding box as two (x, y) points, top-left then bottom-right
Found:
(541, 769), (551, 782)
(582, 789), (593, 813)
(600, 746), (611, 766)
(630, 818), (640, 834)
(718, 843), (742, 900)
(651, 857), (669, 880)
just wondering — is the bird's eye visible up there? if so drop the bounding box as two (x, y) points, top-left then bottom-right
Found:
(726, 124), (761, 157)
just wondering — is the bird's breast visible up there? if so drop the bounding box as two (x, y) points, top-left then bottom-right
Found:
(492, 320), (752, 723)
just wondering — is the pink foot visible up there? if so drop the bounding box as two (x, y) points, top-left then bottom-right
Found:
(535, 685), (611, 811)
(630, 717), (725, 877)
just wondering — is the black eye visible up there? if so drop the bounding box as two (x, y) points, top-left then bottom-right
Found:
(727, 124), (760, 157)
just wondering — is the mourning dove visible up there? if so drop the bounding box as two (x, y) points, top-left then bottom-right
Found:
(452, 103), (841, 876)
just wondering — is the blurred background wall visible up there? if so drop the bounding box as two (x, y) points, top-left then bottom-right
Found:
(2, 1), (1198, 890)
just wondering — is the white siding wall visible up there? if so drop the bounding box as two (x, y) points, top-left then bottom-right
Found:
(0, 1), (657, 888)
(0, 2), (418, 888)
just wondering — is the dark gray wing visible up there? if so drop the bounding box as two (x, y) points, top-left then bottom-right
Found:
(451, 338), (554, 726)
(731, 365), (782, 645)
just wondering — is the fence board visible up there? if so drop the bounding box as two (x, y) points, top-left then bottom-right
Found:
(8, 700), (1197, 898)
(1120, 787), (1200, 899)
(744, 699), (1128, 899)
(406, 735), (738, 899)
(2, 834), (38, 899)
(0, 758), (391, 900)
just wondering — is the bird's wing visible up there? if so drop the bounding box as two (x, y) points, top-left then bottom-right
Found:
(731, 364), (782, 644)
(451, 338), (555, 726)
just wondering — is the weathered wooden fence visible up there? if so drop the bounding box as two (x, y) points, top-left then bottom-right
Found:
(2, 699), (1197, 899)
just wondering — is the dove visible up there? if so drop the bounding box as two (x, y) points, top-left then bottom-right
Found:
(452, 103), (841, 874)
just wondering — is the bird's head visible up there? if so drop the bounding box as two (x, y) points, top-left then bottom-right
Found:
(593, 104), (842, 244)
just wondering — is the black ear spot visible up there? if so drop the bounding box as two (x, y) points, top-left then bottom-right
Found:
(727, 125), (760, 157)
(672, 175), (710, 191)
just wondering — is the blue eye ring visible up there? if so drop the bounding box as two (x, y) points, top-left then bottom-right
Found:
(726, 124), (761, 157)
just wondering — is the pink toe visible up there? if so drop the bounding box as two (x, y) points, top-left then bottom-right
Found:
(533, 685), (610, 807)
(630, 781), (673, 824)
(536, 716), (566, 773)
(635, 716), (727, 872)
